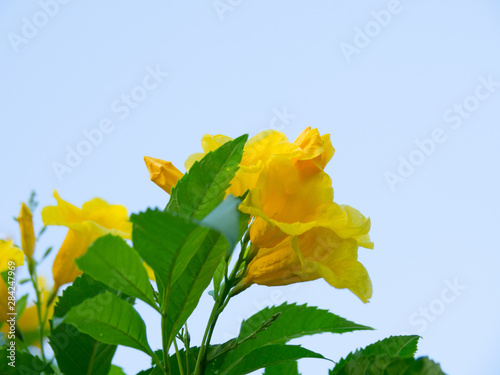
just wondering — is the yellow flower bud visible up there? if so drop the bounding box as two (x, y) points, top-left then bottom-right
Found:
(144, 156), (184, 194)
(16, 203), (36, 260)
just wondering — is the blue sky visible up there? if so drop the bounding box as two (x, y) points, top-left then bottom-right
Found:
(1, 1), (500, 374)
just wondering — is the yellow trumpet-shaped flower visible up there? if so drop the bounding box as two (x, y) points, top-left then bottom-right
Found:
(147, 128), (336, 198)
(183, 128), (334, 197)
(16, 203), (36, 261)
(0, 239), (24, 273)
(0, 278), (9, 323)
(241, 228), (372, 303)
(42, 190), (132, 289)
(239, 156), (373, 249)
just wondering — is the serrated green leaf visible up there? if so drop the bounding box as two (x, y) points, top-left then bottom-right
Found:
(131, 209), (207, 299)
(264, 361), (300, 375)
(164, 231), (228, 347)
(76, 235), (158, 311)
(238, 303), (372, 351)
(49, 274), (118, 375)
(330, 355), (445, 375)
(207, 344), (324, 375)
(64, 291), (153, 356)
(132, 208), (236, 349)
(331, 335), (420, 374)
(0, 348), (55, 374)
(208, 303), (370, 373)
(166, 134), (247, 220)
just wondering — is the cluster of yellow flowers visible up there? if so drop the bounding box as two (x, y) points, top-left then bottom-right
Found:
(0, 128), (373, 346)
(146, 127), (374, 302)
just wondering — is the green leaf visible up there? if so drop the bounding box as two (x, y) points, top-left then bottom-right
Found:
(330, 355), (445, 375)
(207, 344), (324, 375)
(264, 361), (300, 375)
(166, 134), (248, 220)
(49, 274), (118, 375)
(0, 348), (55, 374)
(237, 303), (372, 351)
(132, 209), (234, 348)
(109, 365), (127, 375)
(64, 291), (153, 357)
(331, 335), (420, 374)
(131, 209), (207, 298)
(164, 231), (228, 347)
(207, 303), (368, 373)
(76, 235), (158, 310)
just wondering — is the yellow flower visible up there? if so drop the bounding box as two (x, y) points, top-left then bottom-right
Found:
(144, 156), (184, 194)
(42, 190), (132, 289)
(239, 156), (373, 249)
(0, 244), (24, 324)
(184, 128), (334, 197)
(0, 278), (10, 323)
(0, 239), (24, 273)
(241, 229), (372, 302)
(16, 203), (36, 261)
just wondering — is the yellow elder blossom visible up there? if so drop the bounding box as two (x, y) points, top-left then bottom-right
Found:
(42, 190), (132, 288)
(239, 156), (373, 250)
(0, 239), (24, 273)
(143, 127), (373, 300)
(184, 127), (335, 197)
(241, 229), (372, 303)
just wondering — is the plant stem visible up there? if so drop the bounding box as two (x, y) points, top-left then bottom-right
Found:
(161, 314), (171, 374)
(173, 339), (185, 375)
(193, 236), (250, 375)
(28, 260), (46, 363)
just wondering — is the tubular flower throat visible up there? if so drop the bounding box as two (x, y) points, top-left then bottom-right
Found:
(41, 190), (132, 288)
(143, 127), (373, 301)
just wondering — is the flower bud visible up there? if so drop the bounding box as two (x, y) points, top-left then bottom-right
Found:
(16, 203), (35, 260)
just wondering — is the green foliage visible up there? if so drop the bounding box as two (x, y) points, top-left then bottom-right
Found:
(76, 235), (158, 310)
(49, 274), (118, 375)
(0, 348), (54, 374)
(166, 134), (248, 220)
(132, 209), (230, 347)
(64, 291), (154, 357)
(330, 336), (445, 375)
(331, 335), (420, 374)
(330, 355), (445, 375)
(207, 344), (324, 375)
(205, 303), (367, 374)
(264, 361), (301, 375)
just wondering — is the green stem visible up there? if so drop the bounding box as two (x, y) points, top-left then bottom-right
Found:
(28, 260), (46, 363)
(161, 314), (171, 374)
(193, 235), (250, 375)
(173, 339), (185, 375)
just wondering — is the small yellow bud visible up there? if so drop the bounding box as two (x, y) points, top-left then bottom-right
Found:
(16, 203), (36, 260)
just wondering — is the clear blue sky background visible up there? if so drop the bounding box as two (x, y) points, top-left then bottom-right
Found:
(1, 1), (500, 374)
